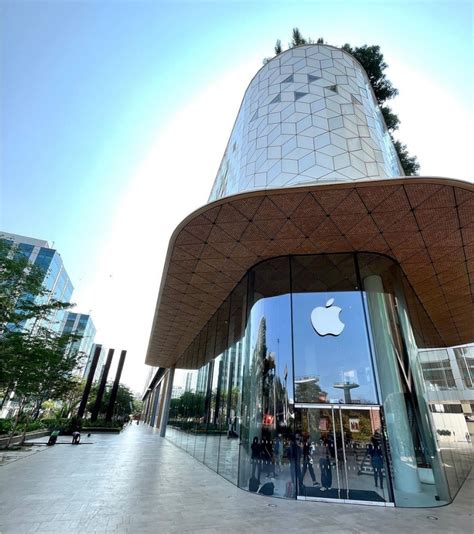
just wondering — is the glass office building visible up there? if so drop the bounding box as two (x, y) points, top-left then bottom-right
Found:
(59, 312), (97, 376)
(0, 232), (74, 332)
(143, 45), (473, 507)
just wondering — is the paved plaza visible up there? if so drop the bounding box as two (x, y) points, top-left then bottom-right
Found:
(0, 424), (472, 533)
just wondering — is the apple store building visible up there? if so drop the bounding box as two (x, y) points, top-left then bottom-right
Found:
(143, 45), (473, 508)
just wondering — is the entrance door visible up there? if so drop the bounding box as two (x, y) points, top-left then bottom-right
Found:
(295, 405), (393, 505)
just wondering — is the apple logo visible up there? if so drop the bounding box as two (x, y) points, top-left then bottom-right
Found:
(311, 298), (345, 337)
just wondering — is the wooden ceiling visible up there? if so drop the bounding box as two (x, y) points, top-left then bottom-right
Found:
(145, 177), (474, 368)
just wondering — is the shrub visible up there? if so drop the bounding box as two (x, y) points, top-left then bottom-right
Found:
(0, 419), (13, 435)
(81, 419), (123, 429)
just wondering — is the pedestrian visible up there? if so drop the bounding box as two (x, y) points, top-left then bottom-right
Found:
(301, 436), (319, 487)
(368, 444), (384, 490)
(72, 431), (81, 445)
(319, 453), (332, 491)
(47, 430), (60, 446)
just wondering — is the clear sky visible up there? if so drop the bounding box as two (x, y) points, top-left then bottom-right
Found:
(1, 0), (473, 393)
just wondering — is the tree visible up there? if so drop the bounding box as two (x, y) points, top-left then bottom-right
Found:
(392, 140), (420, 176)
(295, 378), (327, 403)
(290, 27), (307, 47)
(274, 39), (282, 55)
(1, 327), (81, 446)
(87, 382), (135, 420)
(341, 44), (398, 103)
(57, 377), (85, 418)
(0, 239), (80, 446)
(265, 30), (420, 176)
(0, 240), (70, 336)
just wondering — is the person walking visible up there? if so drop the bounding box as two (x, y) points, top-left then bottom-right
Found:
(368, 444), (384, 490)
(319, 453), (332, 491)
(301, 437), (319, 487)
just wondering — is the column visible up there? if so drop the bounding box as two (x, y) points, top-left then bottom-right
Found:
(364, 275), (421, 494)
(105, 350), (126, 422)
(394, 283), (451, 502)
(77, 345), (101, 418)
(159, 368), (175, 437)
(91, 349), (114, 422)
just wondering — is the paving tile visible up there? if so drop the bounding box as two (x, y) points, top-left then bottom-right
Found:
(0, 425), (472, 534)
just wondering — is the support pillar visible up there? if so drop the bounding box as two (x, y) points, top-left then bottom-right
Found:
(364, 275), (421, 494)
(105, 350), (127, 422)
(91, 349), (114, 422)
(77, 345), (101, 418)
(159, 368), (175, 437)
(393, 279), (451, 502)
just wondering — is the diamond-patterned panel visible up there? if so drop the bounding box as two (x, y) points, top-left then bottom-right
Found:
(209, 44), (404, 202)
(145, 178), (474, 368)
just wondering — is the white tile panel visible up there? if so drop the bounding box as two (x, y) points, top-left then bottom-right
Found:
(208, 44), (404, 201)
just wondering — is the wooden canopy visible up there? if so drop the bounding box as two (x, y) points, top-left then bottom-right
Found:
(145, 177), (474, 368)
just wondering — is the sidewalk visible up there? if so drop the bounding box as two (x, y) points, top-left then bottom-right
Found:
(0, 424), (472, 533)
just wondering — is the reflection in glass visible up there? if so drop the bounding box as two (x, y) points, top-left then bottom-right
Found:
(163, 253), (472, 508)
(296, 407), (391, 503)
(291, 255), (377, 405)
(454, 346), (474, 389)
(239, 257), (295, 498)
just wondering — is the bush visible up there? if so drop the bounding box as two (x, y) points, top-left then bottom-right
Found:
(81, 419), (123, 429)
(0, 419), (13, 435)
(0, 418), (48, 436)
(41, 417), (81, 433)
(18, 420), (46, 432)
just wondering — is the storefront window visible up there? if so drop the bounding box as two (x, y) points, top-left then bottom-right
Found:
(291, 254), (378, 405)
(239, 257), (295, 498)
(164, 252), (472, 508)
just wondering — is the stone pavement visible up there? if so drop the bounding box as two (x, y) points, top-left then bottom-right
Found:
(0, 424), (472, 534)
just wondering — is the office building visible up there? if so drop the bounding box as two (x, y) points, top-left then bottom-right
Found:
(59, 312), (97, 376)
(0, 232), (73, 332)
(83, 343), (108, 383)
(143, 45), (473, 507)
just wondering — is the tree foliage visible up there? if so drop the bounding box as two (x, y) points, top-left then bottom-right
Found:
(290, 27), (307, 47)
(87, 382), (135, 419)
(274, 39), (282, 55)
(0, 239), (81, 446)
(268, 29), (420, 175)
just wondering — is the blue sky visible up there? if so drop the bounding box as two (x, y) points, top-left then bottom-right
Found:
(1, 1), (472, 391)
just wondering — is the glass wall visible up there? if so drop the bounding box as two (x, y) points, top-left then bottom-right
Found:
(291, 254), (378, 405)
(164, 253), (473, 507)
(238, 256), (295, 498)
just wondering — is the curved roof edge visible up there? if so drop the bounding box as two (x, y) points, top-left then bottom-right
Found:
(145, 177), (474, 368)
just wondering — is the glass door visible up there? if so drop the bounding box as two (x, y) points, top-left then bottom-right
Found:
(295, 405), (393, 505)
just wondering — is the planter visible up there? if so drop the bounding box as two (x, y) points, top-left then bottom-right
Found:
(0, 429), (50, 448)
(82, 427), (122, 433)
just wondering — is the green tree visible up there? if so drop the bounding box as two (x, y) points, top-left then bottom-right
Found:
(0, 240), (70, 336)
(1, 327), (81, 446)
(57, 377), (85, 418)
(0, 239), (80, 446)
(87, 382), (135, 420)
(274, 39), (282, 55)
(295, 378), (327, 403)
(290, 27), (307, 47)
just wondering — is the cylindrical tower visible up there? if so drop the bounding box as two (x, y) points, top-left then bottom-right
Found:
(209, 44), (403, 201)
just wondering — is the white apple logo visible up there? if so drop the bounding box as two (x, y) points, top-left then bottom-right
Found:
(311, 298), (345, 337)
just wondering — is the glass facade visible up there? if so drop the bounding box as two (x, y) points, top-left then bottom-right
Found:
(1, 235), (74, 333)
(60, 312), (97, 375)
(165, 253), (473, 507)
